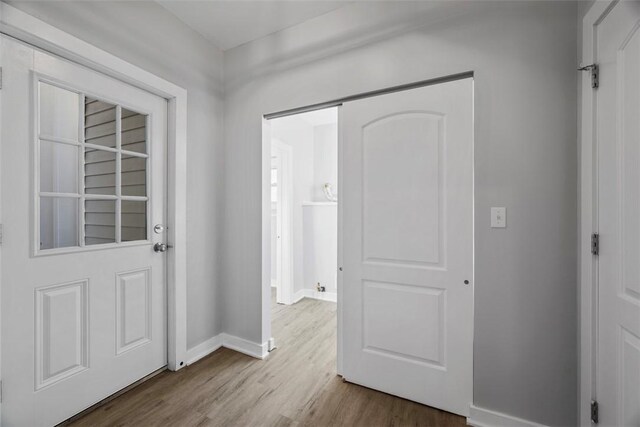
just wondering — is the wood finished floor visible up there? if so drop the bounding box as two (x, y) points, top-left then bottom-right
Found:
(69, 292), (465, 426)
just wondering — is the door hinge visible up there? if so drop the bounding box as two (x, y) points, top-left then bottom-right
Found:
(578, 64), (599, 89)
(0, 67), (3, 89)
(591, 400), (598, 424)
(591, 233), (599, 256)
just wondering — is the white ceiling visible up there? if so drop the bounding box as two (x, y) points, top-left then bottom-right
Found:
(158, 1), (351, 51)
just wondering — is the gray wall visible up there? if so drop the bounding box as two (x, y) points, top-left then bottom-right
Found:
(223, 2), (578, 425)
(8, 1), (580, 424)
(7, 1), (226, 350)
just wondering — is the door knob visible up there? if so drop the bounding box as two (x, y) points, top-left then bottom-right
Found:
(154, 243), (168, 253)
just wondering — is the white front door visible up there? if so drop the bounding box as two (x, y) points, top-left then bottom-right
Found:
(341, 78), (473, 416)
(596, 2), (640, 425)
(1, 36), (168, 426)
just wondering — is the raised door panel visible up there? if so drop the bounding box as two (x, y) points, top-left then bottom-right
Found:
(116, 268), (151, 354)
(621, 328), (640, 425)
(362, 113), (443, 267)
(35, 280), (89, 389)
(363, 280), (444, 366)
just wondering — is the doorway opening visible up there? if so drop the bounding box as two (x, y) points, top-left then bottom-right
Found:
(264, 106), (339, 346)
(261, 76), (473, 418)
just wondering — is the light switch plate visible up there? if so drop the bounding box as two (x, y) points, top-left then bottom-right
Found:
(491, 207), (507, 228)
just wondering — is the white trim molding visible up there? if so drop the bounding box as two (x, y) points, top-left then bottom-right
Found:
(467, 405), (548, 427)
(186, 335), (224, 365)
(293, 289), (337, 304)
(221, 333), (269, 359)
(270, 139), (294, 306)
(186, 333), (270, 365)
(0, 2), (189, 371)
(579, 1), (616, 426)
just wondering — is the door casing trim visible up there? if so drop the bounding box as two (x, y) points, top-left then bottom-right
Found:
(270, 138), (294, 305)
(0, 2), (189, 378)
(579, 1), (618, 425)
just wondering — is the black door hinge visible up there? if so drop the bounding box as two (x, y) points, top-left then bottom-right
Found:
(591, 400), (599, 424)
(578, 64), (599, 89)
(591, 233), (599, 256)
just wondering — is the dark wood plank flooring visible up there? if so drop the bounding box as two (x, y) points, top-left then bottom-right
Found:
(69, 292), (465, 426)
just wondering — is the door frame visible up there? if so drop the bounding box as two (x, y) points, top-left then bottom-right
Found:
(270, 138), (293, 305)
(579, 1), (616, 425)
(0, 2), (189, 373)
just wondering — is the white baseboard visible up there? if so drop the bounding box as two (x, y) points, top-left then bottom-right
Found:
(221, 333), (269, 359)
(312, 290), (337, 302)
(292, 289), (306, 303)
(186, 333), (269, 365)
(292, 289), (337, 303)
(186, 335), (223, 365)
(467, 405), (548, 427)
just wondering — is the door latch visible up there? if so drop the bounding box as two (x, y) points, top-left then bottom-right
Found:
(154, 243), (171, 253)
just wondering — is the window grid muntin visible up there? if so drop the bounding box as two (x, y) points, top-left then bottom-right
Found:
(79, 93), (86, 247)
(37, 80), (150, 252)
(115, 104), (122, 243)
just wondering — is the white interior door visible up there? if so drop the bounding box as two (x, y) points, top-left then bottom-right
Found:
(1, 36), (168, 426)
(341, 78), (473, 416)
(596, 2), (640, 425)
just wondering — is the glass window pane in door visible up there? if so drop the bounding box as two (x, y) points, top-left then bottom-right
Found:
(84, 97), (117, 148)
(40, 140), (79, 193)
(40, 197), (79, 249)
(121, 200), (147, 242)
(121, 108), (147, 154)
(121, 154), (146, 197)
(39, 82), (79, 140)
(84, 148), (116, 195)
(84, 199), (116, 245)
